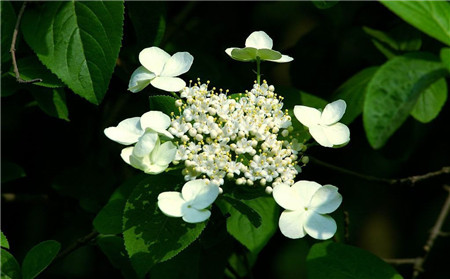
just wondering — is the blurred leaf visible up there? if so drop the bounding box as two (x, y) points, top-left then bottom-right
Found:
(97, 236), (139, 279)
(300, 91), (327, 108)
(127, 2), (166, 48)
(21, 1), (125, 105)
(441, 47), (450, 72)
(1, 1), (15, 65)
(307, 241), (403, 279)
(149, 243), (200, 279)
(411, 78), (447, 123)
(93, 174), (146, 235)
(22, 240), (61, 279)
(1, 160), (26, 183)
(381, 1), (450, 46)
(122, 174), (205, 277)
(1, 249), (21, 279)
(149, 95), (178, 115)
(218, 196), (262, 228)
(222, 196), (278, 254)
(334, 67), (379, 125)
(9, 56), (65, 88)
(1, 231), (9, 249)
(364, 52), (447, 149)
(31, 88), (69, 121)
(312, 0), (339, 9)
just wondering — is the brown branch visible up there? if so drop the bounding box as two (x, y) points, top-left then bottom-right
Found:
(310, 157), (450, 186)
(383, 258), (418, 265)
(10, 1), (43, 84)
(52, 231), (99, 264)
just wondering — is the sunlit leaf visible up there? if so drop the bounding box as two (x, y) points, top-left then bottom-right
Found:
(31, 88), (69, 121)
(149, 95), (178, 115)
(1, 231), (9, 249)
(218, 195), (262, 228)
(22, 240), (61, 279)
(441, 47), (450, 72)
(9, 56), (65, 88)
(411, 78), (447, 123)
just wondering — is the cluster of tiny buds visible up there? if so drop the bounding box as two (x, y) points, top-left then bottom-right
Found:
(169, 79), (308, 191)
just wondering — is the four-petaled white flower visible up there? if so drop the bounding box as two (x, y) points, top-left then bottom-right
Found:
(225, 31), (293, 63)
(128, 47), (193, 93)
(293, 100), (350, 148)
(273, 180), (342, 240)
(104, 111), (174, 157)
(121, 138), (177, 174)
(158, 179), (220, 223)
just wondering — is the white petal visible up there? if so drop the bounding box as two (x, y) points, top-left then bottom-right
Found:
(245, 31), (273, 49)
(139, 47), (170, 76)
(151, 141), (177, 166)
(140, 111), (172, 135)
(181, 180), (219, 209)
(309, 125), (333, 147)
(158, 191), (185, 217)
(278, 209), (307, 239)
(182, 206), (211, 223)
(225, 47), (238, 57)
(272, 183), (302, 211)
(128, 66), (156, 93)
(293, 105), (321, 128)
(323, 123), (350, 146)
(321, 99), (346, 125)
(291, 180), (322, 206)
(267, 54), (294, 63)
(132, 132), (158, 157)
(104, 117), (143, 145)
(310, 185), (342, 214)
(150, 76), (186, 92)
(303, 211), (337, 240)
(120, 147), (134, 165)
(160, 52), (193, 77)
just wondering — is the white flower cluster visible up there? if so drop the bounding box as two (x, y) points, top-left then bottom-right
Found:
(168, 80), (303, 190)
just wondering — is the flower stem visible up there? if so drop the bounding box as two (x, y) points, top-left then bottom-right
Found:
(169, 91), (180, 99)
(256, 57), (261, 85)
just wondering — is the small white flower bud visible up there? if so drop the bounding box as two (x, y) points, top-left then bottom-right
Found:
(227, 172), (234, 179)
(281, 129), (289, 137)
(189, 128), (197, 137)
(301, 156), (309, 164)
(175, 99), (183, 107)
(260, 179), (267, 186)
(181, 135), (189, 142)
(195, 134), (203, 141)
(272, 127), (279, 133)
(265, 186), (273, 194)
(236, 178), (245, 185)
(247, 179), (254, 186)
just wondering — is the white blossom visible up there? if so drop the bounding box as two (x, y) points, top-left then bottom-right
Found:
(273, 180), (342, 240)
(128, 47), (193, 93)
(157, 179), (219, 223)
(294, 100), (350, 148)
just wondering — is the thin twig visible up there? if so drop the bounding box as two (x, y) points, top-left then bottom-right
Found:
(383, 258), (418, 265)
(10, 1), (43, 84)
(310, 157), (450, 186)
(52, 231), (99, 264)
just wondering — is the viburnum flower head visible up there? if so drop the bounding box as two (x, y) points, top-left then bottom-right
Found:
(294, 100), (350, 148)
(225, 31), (293, 63)
(158, 179), (220, 223)
(273, 180), (342, 240)
(128, 47), (193, 93)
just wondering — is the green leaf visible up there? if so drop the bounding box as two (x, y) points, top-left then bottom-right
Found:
(441, 47), (450, 72)
(231, 48), (258, 62)
(1, 1), (16, 65)
(300, 91), (327, 108)
(381, 1), (450, 46)
(122, 174), (206, 277)
(307, 241), (403, 279)
(127, 2), (166, 48)
(21, 1), (125, 105)
(22, 240), (61, 279)
(9, 56), (65, 88)
(93, 174), (146, 235)
(221, 196), (278, 253)
(411, 78), (447, 123)
(312, 0), (339, 10)
(149, 95), (178, 115)
(1, 249), (21, 279)
(219, 196), (262, 228)
(333, 67), (379, 125)
(256, 49), (282, 61)
(1, 160), (26, 183)
(97, 236), (139, 279)
(31, 88), (69, 121)
(1, 231), (9, 249)
(364, 52), (448, 149)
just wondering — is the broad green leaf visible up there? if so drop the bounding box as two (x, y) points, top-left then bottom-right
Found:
(441, 47), (450, 72)
(231, 48), (258, 62)
(312, 0), (339, 10)
(127, 2), (166, 48)
(219, 196), (262, 228)
(222, 196), (278, 253)
(1, 249), (21, 279)
(334, 67), (379, 125)
(1, 161), (26, 183)
(21, 1), (124, 105)
(364, 52), (447, 149)
(22, 240), (61, 279)
(97, 236), (139, 279)
(307, 241), (403, 279)
(381, 1), (450, 46)
(1, 231), (9, 249)
(31, 88), (69, 121)
(149, 95), (178, 115)
(122, 174), (206, 277)
(9, 57), (65, 88)
(257, 49), (282, 61)
(411, 78), (447, 123)
(93, 174), (146, 234)
(1, 1), (16, 65)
